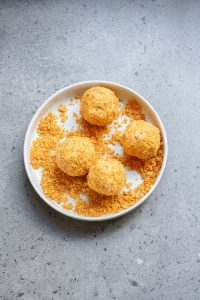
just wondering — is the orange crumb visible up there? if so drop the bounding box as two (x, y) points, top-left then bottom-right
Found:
(37, 113), (65, 138)
(73, 112), (78, 119)
(58, 104), (68, 123)
(63, 202), (74, 210)
(30, 97), (163, 217)
(58, 104), (67, 113)
(125, 182), (132, 189)
(121, 100), (144, 120)
(110, 130), (123, 145)
(122, 118), (128, 124)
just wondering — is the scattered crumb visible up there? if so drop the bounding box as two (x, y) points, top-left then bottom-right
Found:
(58, 104), (67, 113)
(110, 130), (123, 145)
(122, 118), (128, 124)
(30, 97), (163, 217)
(37, 112), (65, 138)
(63, 202), (73, 210)
(125, 182), (132, 189)
(73, 112), (78, 119)
(58, 104), (68, 122)
(121, 100), (145, 120)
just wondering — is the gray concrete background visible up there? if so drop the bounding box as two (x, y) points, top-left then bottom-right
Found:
(0, 0), (200, 299)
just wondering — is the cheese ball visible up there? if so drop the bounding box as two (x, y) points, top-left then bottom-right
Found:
(123, 120), (160, 160)
(80, 86), (119, 126)
(87, 158), (126, 196)
(56, 137), (96, 176)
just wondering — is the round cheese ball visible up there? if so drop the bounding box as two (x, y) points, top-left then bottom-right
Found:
(87, 158), (126, 196)
(80, 86), (119, 126)
(56, 137), (96, 176)
(123, 120), (160, 160)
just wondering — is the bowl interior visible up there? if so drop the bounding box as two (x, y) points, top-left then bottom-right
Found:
(24, 81), (167, 221)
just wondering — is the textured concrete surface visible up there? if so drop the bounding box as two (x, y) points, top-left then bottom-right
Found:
(0, 0), (200, 299)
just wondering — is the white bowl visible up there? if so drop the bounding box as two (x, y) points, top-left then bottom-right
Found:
(24, 81), (168, 221)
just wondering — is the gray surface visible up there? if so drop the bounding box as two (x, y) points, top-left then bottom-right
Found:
(0, 0), (200, 299)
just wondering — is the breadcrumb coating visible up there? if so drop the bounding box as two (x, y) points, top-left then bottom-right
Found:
(56, 137), (97, 177)
(87, 158), (126, 196)
(80, 86), (119, 126)
(123, 120), (160, 160)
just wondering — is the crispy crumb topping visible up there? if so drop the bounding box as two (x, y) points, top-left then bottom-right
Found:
(30, 97), (163, 217)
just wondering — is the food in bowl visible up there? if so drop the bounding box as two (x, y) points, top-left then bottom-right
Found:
(87, 158), (126, 196)
(56, 136), (97, 176)
(80, 86), (119, 126)
(123, 120), (160, 160)
(29, 86), (164, 217)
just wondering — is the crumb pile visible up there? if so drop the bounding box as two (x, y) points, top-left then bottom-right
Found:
(30, 97), (163, 217)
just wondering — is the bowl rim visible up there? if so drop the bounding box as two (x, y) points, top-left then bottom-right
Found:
(24, 80), (168, 222)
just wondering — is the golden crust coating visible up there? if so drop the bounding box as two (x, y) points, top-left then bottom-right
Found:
(56, 136), (96, 176)
(87, 158), (126, 196)
(123, 120), (160, 160)
(80, 86), (119, 126)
